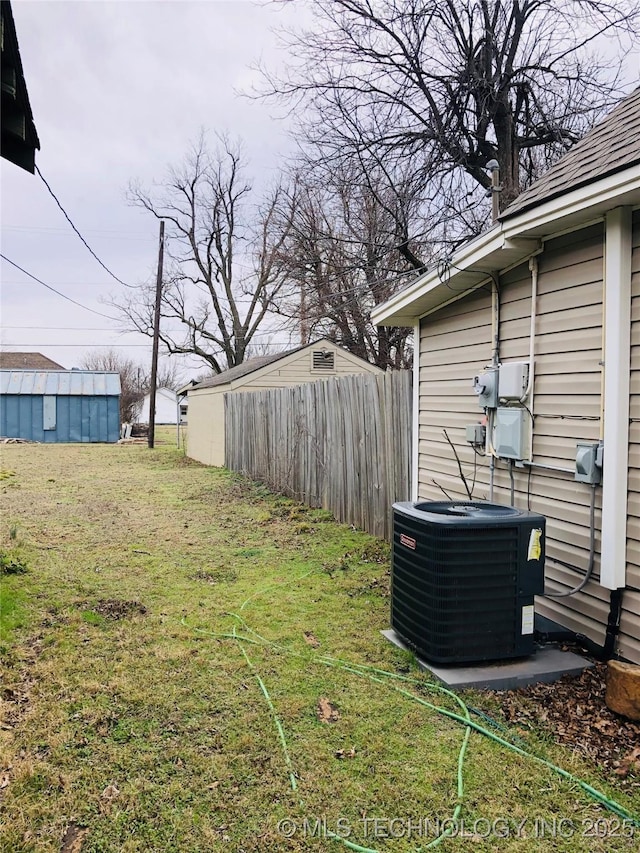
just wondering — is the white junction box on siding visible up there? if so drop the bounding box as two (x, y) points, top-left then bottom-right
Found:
(498, 361), (529, 400)
(495, 407), (527, 460)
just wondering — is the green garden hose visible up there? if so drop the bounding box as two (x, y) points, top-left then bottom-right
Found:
(180, 569), (639, 850)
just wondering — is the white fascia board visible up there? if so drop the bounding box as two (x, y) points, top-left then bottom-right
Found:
(501, 165), (640, 239)
(190, 383), (228, 396)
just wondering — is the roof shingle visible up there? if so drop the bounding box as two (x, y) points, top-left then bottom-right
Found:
(501, 86), (640, 220)
(0, 352), (65, 370)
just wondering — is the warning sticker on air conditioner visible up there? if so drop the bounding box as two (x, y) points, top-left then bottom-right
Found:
(399, 534), (417, 550)
(527, 528), (542, 561)
(521, 605), (534, 635)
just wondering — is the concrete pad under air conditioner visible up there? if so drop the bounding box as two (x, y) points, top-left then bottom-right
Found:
(381, 629), (593, 691)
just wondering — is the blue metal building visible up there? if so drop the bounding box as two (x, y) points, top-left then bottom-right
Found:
(0, 370), (121, 443)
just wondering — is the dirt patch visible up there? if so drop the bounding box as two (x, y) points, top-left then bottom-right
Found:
(350, 568), (391, 598)
(191, 569), (238, 584)
(495, 659), (640, 789)
(317, 697), (340, 723)
(60, 823), (89, 853)
(360, 541), (390, 563)
(81, 599), (147, 620)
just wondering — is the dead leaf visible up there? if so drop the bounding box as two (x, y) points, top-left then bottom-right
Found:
(60, 823), (89, 853)
(335, 746), (356, 759)
(303, 631), (320, 648)
(317, 697), (340, 723)
(614, 746), (640, 778)
(100, 784), (120, 801)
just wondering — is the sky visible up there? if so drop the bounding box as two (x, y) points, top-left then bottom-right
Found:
(2, 1), (638, 383)
(1, 0), (306, 380)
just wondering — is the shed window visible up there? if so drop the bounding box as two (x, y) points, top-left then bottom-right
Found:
(312, 350), (335, 371)
(43, 396), (56, 430)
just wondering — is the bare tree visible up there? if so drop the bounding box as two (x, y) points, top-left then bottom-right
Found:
(263, 0), (637, 229)
(81, 349), (145, 424)
(147, 362), (184, 393)
(80, 350), (184, 422)
(272, 162), (421, 368)
(118, 135), (295, 374)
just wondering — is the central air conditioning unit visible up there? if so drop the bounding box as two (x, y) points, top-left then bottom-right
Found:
(391, 501), (545, 665)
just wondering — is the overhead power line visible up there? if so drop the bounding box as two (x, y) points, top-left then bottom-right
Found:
(1, 342), (299, 351)
(1, 343), (153, 348)
(35, 165), (137, 289)
(0, 254), (120, 320)
(4, 224), (155, 241)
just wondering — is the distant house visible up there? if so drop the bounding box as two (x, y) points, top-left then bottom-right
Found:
(0, 370), (121, 443)
(0, 352), (64, 370)
(1, 0), (40, 173)
(372, 87), (640, 664)
(185, 339), (383, 467)
(138, 387), (181, 425)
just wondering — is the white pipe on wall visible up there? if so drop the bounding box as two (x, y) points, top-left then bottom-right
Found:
(600, 206), (632, 590)
(523, 255), (539, 461)
(411, 321), (420, 501)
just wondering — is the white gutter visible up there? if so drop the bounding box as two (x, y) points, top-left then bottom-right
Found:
(600, 207), (632, 590)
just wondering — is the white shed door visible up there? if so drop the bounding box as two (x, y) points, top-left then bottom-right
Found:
(43, 396), (57, 430)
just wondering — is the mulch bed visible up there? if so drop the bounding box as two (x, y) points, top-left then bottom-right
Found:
(495, 659), (640, 790)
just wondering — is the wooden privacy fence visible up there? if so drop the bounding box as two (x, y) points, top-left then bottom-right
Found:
(225, 370), (412, 540)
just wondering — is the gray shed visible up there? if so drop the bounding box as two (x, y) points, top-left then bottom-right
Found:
(0, 370), (121, 443)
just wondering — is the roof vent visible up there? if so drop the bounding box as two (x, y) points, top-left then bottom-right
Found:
(312, 349), (335, 371)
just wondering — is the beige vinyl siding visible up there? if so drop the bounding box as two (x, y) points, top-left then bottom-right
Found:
(242, 360), (365, 389)
(622, 210), (640, 663)
(236, 346), (380, 390)
(186, 388), (226, 466)
(418, 285), (493, 500)
(419, 223), (613, 649)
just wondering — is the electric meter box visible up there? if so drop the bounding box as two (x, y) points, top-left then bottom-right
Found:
(499, 361), (529, 400)
(495, 407), (527, 460)
(473, 367), (498, 409)
(575, 441), (603, 484)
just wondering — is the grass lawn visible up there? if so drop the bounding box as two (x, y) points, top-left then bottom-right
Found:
(0, 435), (638, 852)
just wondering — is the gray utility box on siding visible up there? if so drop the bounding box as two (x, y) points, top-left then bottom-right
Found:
(494, 407), (527, 460)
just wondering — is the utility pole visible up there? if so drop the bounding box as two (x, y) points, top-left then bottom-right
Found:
(148, 219), (165, 449)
